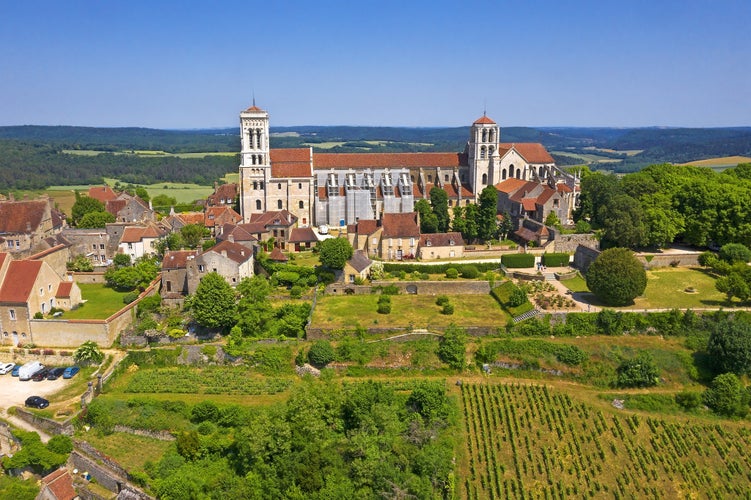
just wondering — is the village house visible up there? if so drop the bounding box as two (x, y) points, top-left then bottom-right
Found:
(187, 240), (254, 292)
(287, 227), (318, 251)
(342, 249), (373, 284)
(161, 249), (200, 303)
(37, 467), (79, 500)
(204, 206), (242, 236)
(0, 253), (82, 346)
(379, 212), (420, 261)
(418, 232), (465, 260)
(246, 209), (298, 249)
(87, 187), (156, 223)
(347, 219), (382, 258)
(117, 224), (167, 261)
(206, 182), (239, 207)
(0, 198), (66, 256)
(215, 223), (259, 249)
(495, 177), (577, 229)
(60, 228), (111, 266)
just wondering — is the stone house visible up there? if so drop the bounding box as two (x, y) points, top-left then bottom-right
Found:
(117, 224), (166, 261)
(343, 250), (373, 284)
(247, 210), (298, 249)
(288, 227), (318, 251)
(161, 249), (200, 302)
(204, 206), (242, 236)
(495, 177), (575, 228)
(207, 182), (239, 207)
(161, 211), (205, 233)
(0, 198), (65, 256)
(188, 240), (254, 292)
(347, 219), (382, 258)
(0, 253), (81, 346)
(215, 223), (259, 250)
(60, 228), (112, 266)
(418, 232), (465, 260)
(378, 212), (420, 261)
(37, 467), (79, 500)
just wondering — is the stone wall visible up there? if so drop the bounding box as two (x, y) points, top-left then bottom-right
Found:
(637, 252), (701, 269)
(0, 348), (74, 366)
(307, 324), (502, 340)
(70, 450), (125, 493)
(69, 272), (107, 284)
(552, 233), (599, 254)
(573, 245), (601, 273)
(14, 408), (74, 436)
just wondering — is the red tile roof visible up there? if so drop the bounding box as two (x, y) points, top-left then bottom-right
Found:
(288, 227), (318, 243)
(205, 206), (242, 227)
(521, 199), (538, 211)
(381, 212), (419, 238)
(352, 219), (379, 235)
(268, 247), (288, 262)
(178, 212), (205, 225)
(162, 250), (200, 269)
(244, 105), (265, 113)
(87, 186), (118, 203)
(499, 143), (554, 164)
(41, 468), (77, 500)
(55, 281), (73, 298)
(474, 115), (496, 125)
(270, 148), (313, 178)
(313, 152), (466, 169)
(220, 224), (258, 242)
(120, 227), (146, 243)
(207, 183), (238, 206)
(0, 200), (48, 233)
(205, 240), (253, 264)
(0, 253), (9, 268)
(494, 178), (530, 193)
(105, 199), (127, 216)
(419, 232), (464, 248)
(249, 210), (297, 228)
(0, 260), (43, 303)
(557, 183), (573, 193)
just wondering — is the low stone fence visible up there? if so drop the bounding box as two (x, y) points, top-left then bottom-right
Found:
(113, 425), (175, 441)
(68, 272), (107, 284)
(555, 270), (579, 280)
(13, 408), (74, 436)
(70, 450), (126, 494)
(637, 252), (702, 269)
(0, 348), (75, 366)
(325, 280), (491, 296)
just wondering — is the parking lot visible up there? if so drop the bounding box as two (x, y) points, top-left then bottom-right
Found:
(0, 373), (71, 410)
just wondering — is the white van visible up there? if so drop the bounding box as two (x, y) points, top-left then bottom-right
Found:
(18, 361), (44, 381)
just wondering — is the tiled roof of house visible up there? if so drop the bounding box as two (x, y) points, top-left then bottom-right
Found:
(0, 260), (43, 303)
(352, 219), (379, 235)
(419, 232), (464, 248)
(178, 212), (205, 225)
(105, 199), (127, 216)
(120, 227), (145, 243)
(521, 198), (538, 211)
(162, 250), (200, 269)
(288, 227), (318, 243)
(474, 115), (496, 125)
(557, 183), (573, 193)
(270, 148), (313, 178)
(249, 210), (297, 228)
(268, 247), (288, 262)
(205, 206), (242, 227)
(381, 212), (419, 238)
(313, 152), (466, 169)
(0, 200), (48, 233)
(51, 208), (66, 229)
(41, 468), (77, 500)
(494, 177), (531, 194)
(207, 183), (238, 206)
(0, 253), (8, 268)
(219, 224), (258, 242)
(205, 240), (253, 264)
(55, 281), (73, 298)
(348, 249), (372, 273)
(87, 186), (118, 203)
(499, 143), (554, 164)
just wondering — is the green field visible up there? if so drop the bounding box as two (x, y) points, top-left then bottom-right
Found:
(551, 151), (622, 163)
(63, 149), (237, 159)
(311, 293), (508, 330)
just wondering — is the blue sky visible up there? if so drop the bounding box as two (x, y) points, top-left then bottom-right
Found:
(1, 0), (749, 128)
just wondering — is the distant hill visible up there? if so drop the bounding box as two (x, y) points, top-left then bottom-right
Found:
(0, 124), (749, 189)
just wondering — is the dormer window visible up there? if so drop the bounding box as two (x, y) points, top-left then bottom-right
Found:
(426, 240), (432, 247)
(449, 239), (455, 246)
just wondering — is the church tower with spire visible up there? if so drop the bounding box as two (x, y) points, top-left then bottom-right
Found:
(239, 101), (270, 222)
(467, 113), (501, 195)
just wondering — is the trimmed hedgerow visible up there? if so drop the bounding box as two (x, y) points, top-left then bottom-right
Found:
(381, 262), (499, 275)
(541, 253), (570, 267)
(491, 281), (534, 317)
(501, 253), (535, 268)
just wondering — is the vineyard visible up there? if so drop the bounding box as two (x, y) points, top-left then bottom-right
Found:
(461, 382), (751, 499)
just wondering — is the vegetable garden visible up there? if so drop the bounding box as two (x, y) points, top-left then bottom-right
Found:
(461, 382), (751, 499)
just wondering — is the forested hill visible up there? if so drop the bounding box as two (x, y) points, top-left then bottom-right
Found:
(0, 124), (749, 189)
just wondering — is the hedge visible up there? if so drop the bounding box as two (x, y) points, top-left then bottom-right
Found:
(491, 281), (534, 317)
(541, 253), (570, 267)
(382, 262), (499, 274)
(501, 254), (535, 268)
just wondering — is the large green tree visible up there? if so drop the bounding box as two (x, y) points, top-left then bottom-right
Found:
(437, 324), (467, 370)
(478, 186), (499, 242)
(235, 275), (274, 337)
(181, 224), (205, 249)
(415, 199), (438, 233)
(703, 372), (750, 417)
(429, 186), (450, 233)
(318, 237), (353, 269)
(707, 317), (751, 376)
(601, 194), (646, 248)
(78, 210), (116, 228)
(586, 248), (647, 306)
(189, 272), (237, 331)
(71, 192), (106, 226)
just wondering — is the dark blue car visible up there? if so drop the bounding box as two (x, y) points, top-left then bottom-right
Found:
(62, 366), (80, 379)
(11, 364), (20, 377)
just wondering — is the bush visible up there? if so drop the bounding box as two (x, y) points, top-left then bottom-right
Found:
(435, 295), (449, 306)
(308, 340), (335, 368)
(501, 253), (535, 268)
(33, 312), (44, 319)
(377, 303), (392, 314)
(441, 303), (454, 315)
(445, 268), (459, 279)
(541, 253), (570, 267)
(508, 287), (528, 307)
(675, 391), (702, 411)
(703, 372), (750, 417)
(191, 401), (220, 423)
(719, 243), (751, 263)
(381, 284), (400, 295)
(460, 265), (479, 279)
(123, 292), (139, 305)
(616, 354), (659, 388)
(586, 248), (647, 306)
(290, 286), (303, 299)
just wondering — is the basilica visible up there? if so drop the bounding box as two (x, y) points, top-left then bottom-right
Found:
(238, 103), (578, 228)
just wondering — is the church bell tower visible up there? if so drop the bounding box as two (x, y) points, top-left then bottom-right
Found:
(239, 102), (270, 222)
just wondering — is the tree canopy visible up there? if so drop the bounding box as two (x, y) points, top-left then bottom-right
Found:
(707, 317), (751, 376)
(318, 237), (353, 269)
(189, 272), (237, 331)
(586, 248), (647, 306)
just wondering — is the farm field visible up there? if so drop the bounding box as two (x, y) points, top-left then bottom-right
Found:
(62, 149), (238, 159)
(551, 151), (622, 164)
(310, 293), (509, 330)
(679, 155), (751, 169)
(460, 382), (751, 499)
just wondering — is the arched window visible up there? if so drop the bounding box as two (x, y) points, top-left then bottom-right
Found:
(480, 146), (486, 159)
(278, 183), (282, 190)
(255, 200), (261, 210)
(253, 181), (258, 190)
(489, 129), (495, 142)
(539, 166), (545, 178)
(277, 200), (283, 209)
(502, 169), (507, 180)
(482, 173), (488, 184)
(516, 168), (521, 179)
(299, 200), (304, 209)
(482, 129), (487, 142)
(298, 183), (302, 189)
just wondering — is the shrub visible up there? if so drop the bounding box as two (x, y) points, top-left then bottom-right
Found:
(675, 391), (702, 411)
(541, 253), (570, 267)
(441, 303), (454, 315)
(290, 286), (303, 299)
(123, 292), (139, 305)
(445, 268), (459, 279)
(377, 303), (392, 314)
(703, 372), (750, 417)
(508, 287), (528, 307)
(461, 265), (479, 279)
(381, 284), (400, 295)
(501, 253), (535, 268)
(308, 340), (335, 368)
(616, 354), (659, 388)
(191, 401), (220, 423)
(435, 295), (450, 306)
(33, 312), (44, 319)
(586, 248), (647, 306)
(719, 243), (751, 263)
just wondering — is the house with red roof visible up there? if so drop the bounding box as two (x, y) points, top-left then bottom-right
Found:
(102, 192), (155, 223)
(346, 219), (382, 258)
(215, 223), (259, 249)
(237, 104), (579, 230)
(117, 224), (167, 260)
(247, 210), (298, 249)
(204, 206), (242, 236)
(187, 240), (254, 292)
(207, 182), (239, 207)
(379, 212), (420, 261)
(418, 232), (465, 260)
(37, 467), (79, 500)
(0, 253), (81, 346)
(494, 177), (572, 229)
(0, 198), (66, 256)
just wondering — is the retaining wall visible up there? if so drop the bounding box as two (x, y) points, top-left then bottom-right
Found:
(326, 280), (491, 296)
(637, 253), (701, 269)
(14, 408), (74, 436)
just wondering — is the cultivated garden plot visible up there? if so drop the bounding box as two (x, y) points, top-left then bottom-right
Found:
(461, 383), (751, 499)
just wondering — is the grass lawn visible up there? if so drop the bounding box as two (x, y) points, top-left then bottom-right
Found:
(79, 431), (173, 475)
(62, 283), (131, 320)
(628, 267), (725, 310)
(560, 274), (589, 293)
(311, 293), (508, 330)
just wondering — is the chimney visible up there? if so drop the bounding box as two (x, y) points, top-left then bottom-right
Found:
(228, 234), (235, 243)
(221, 250), (227, 257)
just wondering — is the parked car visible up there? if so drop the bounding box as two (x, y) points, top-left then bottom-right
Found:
(11, 364), (20, 377)
(62, 366), (80, 379)
(18, 361), (44, 381)
(0, 363), (14, 375)
(25, 396), (49, 409)
(47, 367), (66, 380)
(31, 368), (50, 381)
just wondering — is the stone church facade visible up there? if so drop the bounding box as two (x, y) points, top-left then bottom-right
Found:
(238, 103), (578, 227)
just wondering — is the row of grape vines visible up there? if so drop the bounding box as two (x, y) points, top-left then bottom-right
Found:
(461, 382), (751, 499)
